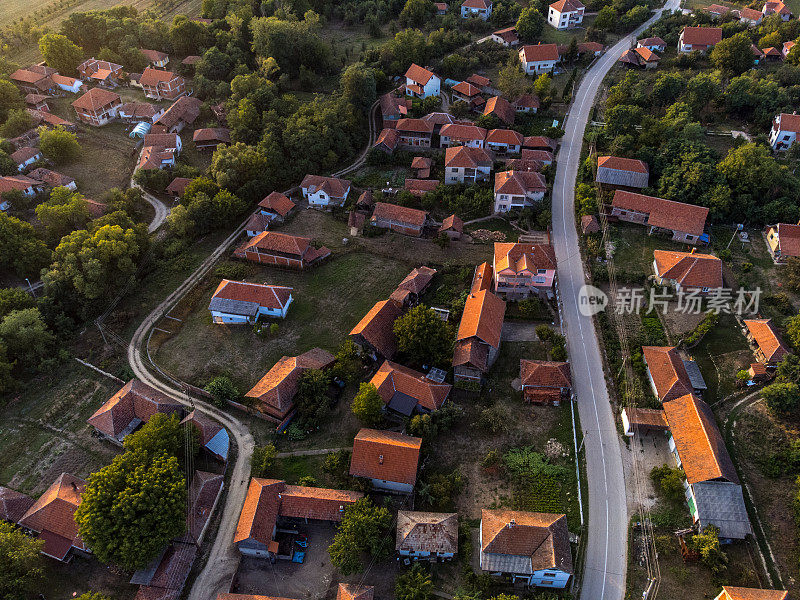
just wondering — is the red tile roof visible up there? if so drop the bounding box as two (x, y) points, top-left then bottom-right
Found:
(140, 67), (181, 86)
(452, 81), (482, 97)
(471, 262), (493, 293)
(396, 511), (458, 555)
(0, 487), (34, 523)
(463, 0), (492, 8)
(405, 64), (436, 86)
(467, 73), (491, 88)
(396, 266), (437, 294)
(719, 588), (788, 600)
(154, 96), (201, 129)
(639, 36), (667, 46)
(550, 0), (584, 11)
(350, 428), (422, 486)
(404, 178), (439, 196)
(520, 360), (571, 388)
(140, 48), (169, 63)
(372, 201), (428, 226)
(520, 44), (560, 63)
(486, 128), (524, 146)
(612, 190), (708, 236)
(775, 113), (800, 133)
(456, 289), (506, 349)
(484, 96), (515, 125)
(597, 155), (648, 173)
(370, 360), (452, 411)
(166, 177), (192, 196)
(349, 299), (402, 359)
(654, 250), (723, 289)
(445, 146), (493, 168)
(494, 242), (556, 275)
(19, 473), (87, 559)
(642, 346), (692, 402)
(71, 87), (120, 111)
(440, 214), (464, 233)
(396, 118), (434, 134)
(11, 147), (40, 164)
(279, 485), (364, 521)
(481, 509), (573, 573)
(258, 192), (295, 217)
(494, 170), (546, 195)
(523, 136), (556, 150)
(238, 231), (312, 258)
(337, 584), (375, 600)
(87, 380), (183, 438)
(211, 280), (292, 311)
(193, 128), (231, 143)
(440, 123), (487, 142)
(681, 26), (722, 46)
(300, 175), (350, 198)
(744, 319), (790, 363)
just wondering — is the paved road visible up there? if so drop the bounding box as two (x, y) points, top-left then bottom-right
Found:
(549, 3), (679, 599)
(130, 178), (171, 233)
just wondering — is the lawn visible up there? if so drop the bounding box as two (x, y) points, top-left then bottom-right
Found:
(608, 222), (690, 284)
(539, 15), (599, 45)
(692, 312), (752, 404)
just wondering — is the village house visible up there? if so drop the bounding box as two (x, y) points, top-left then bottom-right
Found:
(766, 221), (800, 261)
(596, 155), (648, 189)
(18, 473), (89, 562)
(484, 96), (515, 125)
(769, 112), (800, 150)
(492, 26), (519, 47)
(471, 262), (493, 293)
(763, 0), (793, 19)
(405, 64), (441, 99)
(380, 92), (412, 128)
(71, 87), (121, 126)
(258, 191), (295, 222)
(118, 102), (164, 123)
(548, 0), (585, 29)
(140, 67), (186, 100)
(0, 486), (34, 524)
(440, 214), (464, 240)
(524, 136), (557, 152)
(27, 168), (76, 191)
(493, 242), (557, 300)
(138, 132), (182, 170)
(453, 289), (506, 383)
(208, 280), (293, 323)
(193, 127), (231, 150)
(519, 44), (561, 74)
(406, 177), (440, 197)
(451, 80), (483, 106)
(28, 108), (75, 130)
(466, 73), (492, 92)
(395, 118), (435, 148)
(152, 96), (202, 133)
(678, 27), (722, 53)
(461, 0), (493, 19)
(300, 175), (351, 208)
(411, 157), (432, 179)
(620, 406), (670, 436)
(396, 511), (458, 561)
(440, 123), (487, 148)
(10, 68), (55, 94)
(87, 379), (184, 443)
(653, 249), (723, 294)
(744, 319), (790, 365)
(435, 2), (448, 13)
(234, 478), (363, 559)
(520, 360), (571, 405)
(494, 170), (547, 212)
(444, 146), (493, 184)
(374, 128), (400, 154)
(180, 411), (230, 462)
(514, 94), (540, 113)
(11, 147), (41, 171)
(390, 266), (437, 307)
(423, 111), (458, 133)
(619, 46), (660, 69)
(637, 36), (667, 52)
(0, 176), (42, 208)
(234, 231), (331, 269)
(77, 58), (123, 86)
(166, 177), (192, 199)
(714, 588), (788, 600)
(662, 394), (751, 540)
(783, 40), (795, 58)
(370, 360), (452, 417)
(244, 348), (335, 421)
(738, 6), (764, 24)
(140, 48), (170, 68)
(486, 129), (524, 154)
(25, 93), (50, 111)
(762, 46), (782, 61)
(642, 346), (707, 402)
(480, 510), (573, 587)
(350, 428), (422, 493)
(349, 299), (402, 361)
(371, 202), (428, 236)
(337, 584), (375, 600)
(704, 4), (730, 18)
(245, 213), (272, 237)
(611, 190), (709, 244)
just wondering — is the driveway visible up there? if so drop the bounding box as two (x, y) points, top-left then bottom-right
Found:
(501, 321), (542, 342)
(549, 1), (680, 598)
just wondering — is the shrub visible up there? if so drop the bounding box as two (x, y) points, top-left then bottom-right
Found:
(535, 324), (553, 341)
(251, 444), (277, 478)
(204, 376), (239, 407)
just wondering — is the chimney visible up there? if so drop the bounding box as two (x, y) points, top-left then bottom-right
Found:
(378, 454), (384, 465)
(508, 519), (516, 528)
(690, 247), (696, 254)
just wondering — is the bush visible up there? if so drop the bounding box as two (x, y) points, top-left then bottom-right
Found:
(204, 376), (240, 407)
(682, 311), (718, 347)
(551, 345), (567, 361)
(650, 465), (685, 504)
(763, 381), (800, 416)
(251, 444), (277, 478)
(351, 382), (383, 426)
(535, 324), (554, 341)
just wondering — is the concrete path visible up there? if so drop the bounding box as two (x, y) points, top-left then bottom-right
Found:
(549, 2), (679, 598)
(130, 178), (171, 233)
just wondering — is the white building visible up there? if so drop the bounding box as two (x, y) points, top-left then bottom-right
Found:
(494, 170), (547, 212)
(300, 175), (351, 208)
(548, 0), (584, 29)
(461, 0), (493, 19)
(404, 63), (441, 99)
(208, 280), (293, 323)
(519, 44), (560, 75)
(444, 146), (493, 184)
(770, 112), (800, 150)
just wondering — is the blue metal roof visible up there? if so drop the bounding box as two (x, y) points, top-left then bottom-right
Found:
(205, 429), (229, 461)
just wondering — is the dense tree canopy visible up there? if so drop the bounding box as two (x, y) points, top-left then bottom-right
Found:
(0, 214), (51, 278)
(393, 305), (453, 367)
(0, 521), (44, 600)
(39, 33), (84, 74)
(0, 308), (55, 375)
(35, 188), (91, 244)
(329, 497), (392, 575)
(39, 126), (81, 164)
(351, 382), (383, 425)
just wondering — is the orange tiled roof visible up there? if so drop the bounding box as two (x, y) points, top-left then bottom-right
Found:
(211, 280), (292, 311)
(662, 394), (738, 485)
(337, 584), (375, 600)
(404, 179), (439, 197)
(486, 128), (524, 146)
(483, 96), (515, 125)
(405, 63), (436, 85)
(372, 201), (428, 226)
(233, 479), (284, 546)
(87, 380), (182, 438)
(744, 319), (790, 363)
(258, 192), (295, 217)
(452, 81), (482, 97)
(654, 250), (723, 289)
(0, 487), (34, 523)
(494, 242), (556, 275)
(300, 175), (350, 198)
(481, 509), (573, 573)
(550, 0), (584, 10)
(520, 44), (560, 63)
(612, 190), (708, 236)
(718, 587), (788, 600)
(440, 123), (487, 142)
(440, 214), (463, 233)
(71, 87), (120, 111)
(775, 113), (800, 134)
(166, 177), (192, 196)
(471, 262), (493, 293)
(520, 360), (571, 388)
(739, 7), (764, 19)
(396, 266), (437, 294)
(642, 346), (692, 402)
(681, 26), (722, 46)
(396, 118), (434, 134)
(238, 231), (312, 258)
(140, 67), (181, 86)
(456, 289), (506, 349)
(466, 73), (491, 87)
(350, 299), (402, 359)
(452, 337), (490, 371)
(445, 146), (493, 168)
(19, 473), (87, 558)
(279, 485), (364, 521)
(597, 155), (648, 174)
(350, 428), (422, 486)
(494, 170), (546, 195)
(370, 360), (452, 412)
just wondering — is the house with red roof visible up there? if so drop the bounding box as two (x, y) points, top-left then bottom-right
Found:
(738, 6), (764, 24)
(762, 0), (793, 19)
(0, 175), (43, 208)
(461, 0), (493, 19)
(396, 511), (458, 561)
(440, 214), (464, 240)
(440, 123), (487, 148)
(519, 44), (560, 74)
(480, 509), (573, 587)
(350, 429), (422, 493)
(744, 319), (790, 365)
(152, 95), (201, 133)
(258, 191), (295, 222)
(11, 146), (41, 171)
(118, 102), (164, 123)
(234, 478), (363, 558)
(233, 232), (331, 269)
(193, 127), (231, 150)
(548, 0), (584, 29)
(390, 266), (437, 307)
(493, 242), (557, 299)
(10, 68), (56, 94)
(596, 155), (649, 189)
(520, 360), (571, 405)
(483, 96), (515, 125)
(493, 170), (547, 212)
(51, 73), (84, 94)
(404, 63), (441, 99)
(411, 157), (432, 179)
(491, 26), (519, 47)
(766, 221), (800, 262)
(611, 190), (709, 244)
(704, 3), (730, 18)
(514, 93), (540, 113)
(405, 178), (439, 197)
(350, 299), (403, 361)
(180, 411), (230, 462)
(453, 289), (506, 383)
(0, 487), (34, 524)
(714, 588), (788, 600)
(245, 213), (272, 238)
(300, 175), (351, 208)
(370, 360), (452, 416)
(444, 146), (492, 184)
(769, 112), (800, 150)
(140, 48), (170, 68)
(451, 80), (483, 105)
(396, 118), (435, 148)
(619, 46), (660, 69)
(371, 202), (428, 236)
(374, 128), (400, 154)
(678, 27), (722, 53)
(379, 92), (412, 128)
(166, 177), (192, 199)
(486, 128), (524, 154)
(653, 250), (723, 294)
(87, 379), (184, 443)
(140, 67), (186, 100)
(338, 584), (376, 600)
(637, 36), (667, 52)
(209, 280), (293, 323)
(642, 346), (706, 402)
(435, 2), (448, 13)
(78, 58), (124, 86)
(71, 87), (121, 126)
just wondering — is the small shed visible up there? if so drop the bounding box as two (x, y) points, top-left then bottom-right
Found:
(621, 407), (668, 436)
(581, 214), (600, 235)
(439, 214), (463, 240)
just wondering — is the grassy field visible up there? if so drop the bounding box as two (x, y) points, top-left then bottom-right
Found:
(692, 313), (752, 404)
(608, 222), (689, 283)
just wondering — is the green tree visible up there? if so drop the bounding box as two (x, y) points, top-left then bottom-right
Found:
(400, 0), (436, 27)
(39, 126), (81, 164)
(533, 73), (552, 100)
(75, 593), (113, 600)
(762, 381), (800, 416)
(39, 33), (84, 75)
(497, 59), (529, 101)
(329, 497), (392, 575)
(251, 444), (277, 478)
(75, 449), (186, 570)
(210, 142), (269, 195)
(0, 79), (22, 123)
(516, 7), (544, 41)
(351, 382), (383, 426)
(0, 214), (50, 278)
(594, 5), (618, 30)
(204, 376), (240, 407)
(35, 187), (91, 243)
(170, 15), (211, 56)
(340, 63), (377, 113)
(330, 339), (362, 384)
(0, 308), (55, 374)
(124, 413), (196, 460)
(0, 521), (44, 600)
(0, 109), (33, 138)
(395, 563), (433, 600)
(710, 32), (754, 75)
(651, 72), (686, 106)
(294, 368), (331, 428)
(393, 305), (453, 366)
(0, 287), (34, 320)
(690, 525), (728, 574)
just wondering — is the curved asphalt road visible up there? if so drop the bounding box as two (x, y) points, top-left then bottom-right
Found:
(551, 3), (679, 599)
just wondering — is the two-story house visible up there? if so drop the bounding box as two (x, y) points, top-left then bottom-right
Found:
(652, 249), (723, 294)
(300, 175), (351, 208)
(453, 289), (506, 383)
(548, 0), (585, 29)
(139, 67), (186, 100)
(485, 129), (524, 154)
(440, 123), (487, 148)
(71, 88), (121, 126)
(396, 118), (435, 148)
(770, 112), (800, 150)
(405, 64), (441, 99)
(461, 0), (493, 19)
(519, 44), (560, 74)
(444, 146), (493, 184)
(493, 170), (547, 212)
(493, 242), (557, 300)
